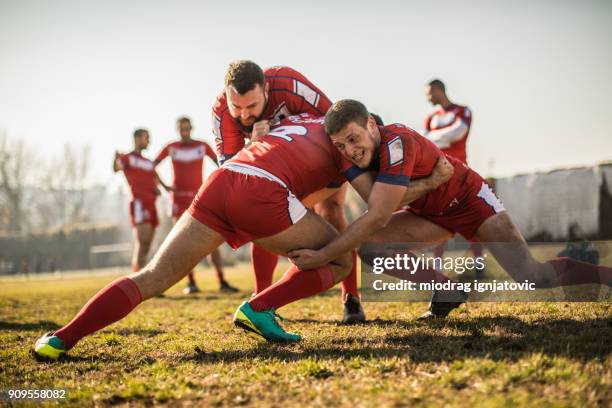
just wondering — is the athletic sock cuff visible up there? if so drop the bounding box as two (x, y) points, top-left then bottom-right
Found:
(116, 277), (142, 307)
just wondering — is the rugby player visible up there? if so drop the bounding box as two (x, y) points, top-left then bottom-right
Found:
(112, 129), (165, 273)
(289, 100), (612, 320)
(155, 117), (238, 294)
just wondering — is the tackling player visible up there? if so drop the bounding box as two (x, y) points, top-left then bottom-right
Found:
(424, 79), (485, 279)
(155, 117), (238, 294)
(289, 100), (612, 321)
(33, 115), (450, 358)
(213, 60), (364, 323)
(112, 129), (165, 273)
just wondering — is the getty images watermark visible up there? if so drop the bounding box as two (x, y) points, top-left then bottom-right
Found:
(359, 241), (611, 302)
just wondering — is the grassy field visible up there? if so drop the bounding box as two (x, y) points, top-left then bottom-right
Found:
(1, 261), (611, 407)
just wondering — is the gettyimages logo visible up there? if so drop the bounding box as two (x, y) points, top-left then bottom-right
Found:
(360, 242), (612, 302)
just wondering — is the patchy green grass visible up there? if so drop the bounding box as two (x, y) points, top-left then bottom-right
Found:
(0, 262), (610, 407)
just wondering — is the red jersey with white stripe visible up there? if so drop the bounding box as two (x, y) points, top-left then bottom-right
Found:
(424, 104), (472, 164)
(212, 66), (332, 163)
(228, 114), (344, 199)
(154, 140), (217, 196)
(118, 151), (158, 202)
(341, 124), (470, 215)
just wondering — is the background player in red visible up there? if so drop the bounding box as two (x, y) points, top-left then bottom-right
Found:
(290, 100), (612, 321)
(424, 79), (485, 278)
(112, 129), (165, 273)
(155, 117), (238, 294)
(34, 114), (450, 357)
(213, 60), (364, 323)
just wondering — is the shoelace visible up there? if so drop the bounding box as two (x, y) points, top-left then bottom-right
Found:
(263, 309), (285, 328)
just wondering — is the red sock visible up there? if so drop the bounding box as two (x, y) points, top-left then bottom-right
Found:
(249, 265), (334, 311)
(548, 257), (611, 287)
(251, 244), (278, 293)
(54, 277), (142, 349)
(471, 242), (484, 258)
(187, 271), (196, 285)
(341, 250), (359, 299)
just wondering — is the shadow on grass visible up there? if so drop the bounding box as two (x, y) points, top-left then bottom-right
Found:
(0, 320), (61, 332)
(182, 316), (611, 364)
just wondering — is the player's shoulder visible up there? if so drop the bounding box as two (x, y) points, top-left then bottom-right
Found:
(452, 103), (472, 117)
(264, 65), (309, 88)
(381, 123), (421, 140)
(212, 89), (229, 116)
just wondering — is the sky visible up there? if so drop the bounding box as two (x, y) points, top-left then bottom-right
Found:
(1, 0), (611, 189)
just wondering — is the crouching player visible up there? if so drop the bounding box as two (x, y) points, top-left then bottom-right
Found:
(33, 114), (452, 358)
(289, 100), (612, 320)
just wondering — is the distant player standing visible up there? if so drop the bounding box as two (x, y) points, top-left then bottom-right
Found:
(155, 117), (238, 294)
(113, 129), (165, 272)
(213, 60), (364, 323)
(424, 79), (485, 278)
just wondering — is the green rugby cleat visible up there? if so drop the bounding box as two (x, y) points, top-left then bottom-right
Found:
(233, 301), (301, 343)
(34, 332), (67, 360)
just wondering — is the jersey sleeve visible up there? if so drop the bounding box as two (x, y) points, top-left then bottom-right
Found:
(423, 112), (433, 133)
(203, 141), (218, 165)
(153, 144), (170, 165)
(118, 154), (130, 169)
(276, 67), (333, 116)
(212, 97), (246, 164)
(376, 135), (414, 186)
(340, 155), (368, 182)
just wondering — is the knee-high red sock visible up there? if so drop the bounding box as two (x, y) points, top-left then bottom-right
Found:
(249, 265), (334, 311)
(341, 250), (359, 299)
(53, 277), (142, 349)
(187, 271), (196, 285)
(548, 258), (612, 287)
(251, 244), (278, 293)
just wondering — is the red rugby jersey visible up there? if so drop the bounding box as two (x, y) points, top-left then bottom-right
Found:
(155, 140), (217, 195)
(341, 124), (470, 215)
(212, 66), (332, 163)
(229, 114), (345, 199)
(424, 104), (472, 164)
(118, 151), (158, 202)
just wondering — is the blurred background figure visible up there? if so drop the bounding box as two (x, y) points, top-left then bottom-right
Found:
(423, 79), (486, 278)
(113, 129), (165, 273)
(155, 117), (238, 294)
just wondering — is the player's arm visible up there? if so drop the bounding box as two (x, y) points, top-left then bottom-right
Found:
(426, 112), (470, 148)
(213, 110), (247, 164)
(204, 142), (219, 166)
(155, 171), (172, 193)
(113, 151), (124, 173)
(350, 156), (454, 206)
(289, 182), (406, 270)
(153, 145), (169, 166)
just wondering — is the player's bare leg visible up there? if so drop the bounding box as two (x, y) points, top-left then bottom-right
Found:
(474, 212), (612, 288)
(34, 214), (224, 358)
(210, 248), (238, 293)
(314, 184), (364, 323)
(234, 211), (352, 342)
(132, 223), (155, 272)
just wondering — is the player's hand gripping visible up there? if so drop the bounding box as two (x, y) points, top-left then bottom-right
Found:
(251, 120), (270, 143)
(288, 248), (329, 270)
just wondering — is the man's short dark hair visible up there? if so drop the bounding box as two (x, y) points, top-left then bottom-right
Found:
(324, 99), (370, 135)
(177, 116), (191, 126)
(370, 113), (384, 126)
(133, 128), (148, 139)
(224, 60), (265, 94)
(428, 79), (446, 92)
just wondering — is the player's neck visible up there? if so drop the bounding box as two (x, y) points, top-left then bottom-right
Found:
(180, 137), (192, 144)
(440, 97), (453, 109)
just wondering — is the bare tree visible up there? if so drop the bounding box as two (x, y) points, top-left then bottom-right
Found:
(38, 144), (92, 228)
(0, 132), (32, 234)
